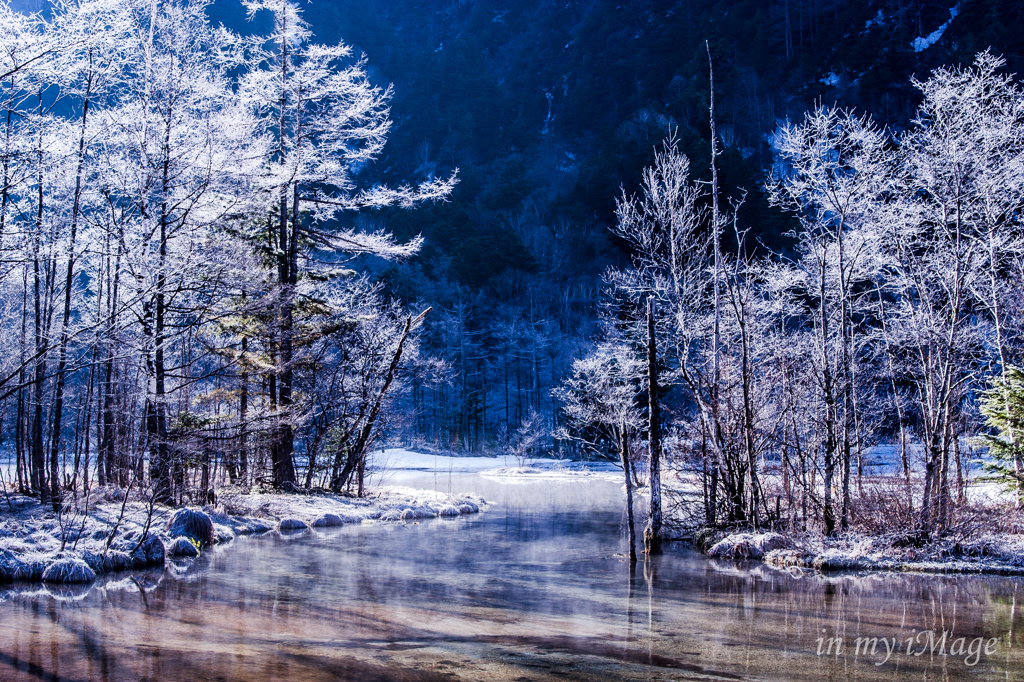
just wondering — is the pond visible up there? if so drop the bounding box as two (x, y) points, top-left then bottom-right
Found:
(0, 473), (1021, 681)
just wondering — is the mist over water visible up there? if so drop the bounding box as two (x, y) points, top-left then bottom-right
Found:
(1, 476), (1021, 681)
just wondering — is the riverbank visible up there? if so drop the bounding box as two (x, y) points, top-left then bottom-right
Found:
(703, 529), (1024, 576)
(0, 484), (485, 585)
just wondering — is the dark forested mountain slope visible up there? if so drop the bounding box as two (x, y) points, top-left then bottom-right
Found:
(228, 0), (1024, 286)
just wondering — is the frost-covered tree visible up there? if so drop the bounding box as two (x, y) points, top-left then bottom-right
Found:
(555, 342), (643, 561)
(41, 0), (136, 508)
(606, 135), (780, 531)
(93, 0), (262, 502)
(237, 0), (456, 486)
(877, 52), (1024, 530)
(605, 137), (711, 530)
(0, 0), (461, 503)
(767, 106), (891, 534)
(575, 52), (1024, 540)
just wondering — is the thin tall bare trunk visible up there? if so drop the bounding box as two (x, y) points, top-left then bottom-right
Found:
(48, 57), (94, 510)
(707, 41), (723, 528)
(620, 426), (637, 563)
(644, 297), (661, 553)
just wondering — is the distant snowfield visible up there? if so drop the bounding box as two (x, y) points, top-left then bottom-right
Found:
(370, 449), (623, 483)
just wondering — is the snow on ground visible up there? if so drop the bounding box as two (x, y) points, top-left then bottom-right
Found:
(218, 484), (484, 525)
(478, 463), (622, 483)
(368, 448), (623, 483)
(371, 449), (518, 474)
(704, 530), (1024, 576)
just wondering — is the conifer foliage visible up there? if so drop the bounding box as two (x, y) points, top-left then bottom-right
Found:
(980, 367), (1024, 504)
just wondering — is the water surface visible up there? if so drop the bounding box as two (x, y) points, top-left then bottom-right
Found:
(1, 474), (1021, 681)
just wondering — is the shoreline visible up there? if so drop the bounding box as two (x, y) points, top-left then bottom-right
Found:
(7, 447), (1023, 588)
(701, 530), (1024, 577)
(0, 484), (486, 587)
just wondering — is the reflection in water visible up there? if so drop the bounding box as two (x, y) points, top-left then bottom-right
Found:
(0, 474), (1022, 681)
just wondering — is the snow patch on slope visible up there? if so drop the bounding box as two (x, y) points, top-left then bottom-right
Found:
(912, 6), (958, 52)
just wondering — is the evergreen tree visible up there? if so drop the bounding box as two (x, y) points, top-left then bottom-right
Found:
(980, 366), (1024, 506)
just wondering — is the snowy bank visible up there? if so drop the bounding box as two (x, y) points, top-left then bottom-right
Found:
(0, 484), (484, 586)
(706, 532), (792, 559)
(217, 485), (485, 526)
(701, 530), (1024, 576)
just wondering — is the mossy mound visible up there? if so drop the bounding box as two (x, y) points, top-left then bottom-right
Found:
(168, 537), (200, 557)
(708, 532), (792, 560)
(0, 550), (44, 582)
(136, 534), (166, 566)
(311, 513), (345, 527)
(278, 518), (309, 531)
(167, 508), (214, 546)
(42, 558), (96, 584)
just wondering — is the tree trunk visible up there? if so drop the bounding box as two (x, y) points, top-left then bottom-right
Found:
(270, 23), (298, 488)
(31, 239), (48, 505)
(919, 437), (940, 531)
(147, 121), (173, 504)
(819, 253), (837, 537)
(99, 232), (121, 487)
(239, 332), (249, 485)
(47, 63), (93, 510)
(707, 42), (725, 531)
(272, 187), (297, 487)
(644, 296), (661, 553)
(16, 267), (26, 492)
(620, 427), (637, 563)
